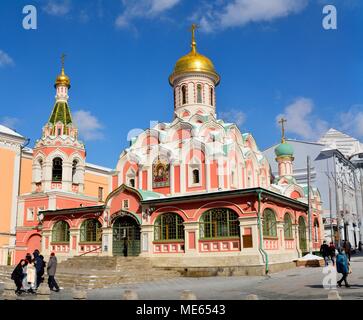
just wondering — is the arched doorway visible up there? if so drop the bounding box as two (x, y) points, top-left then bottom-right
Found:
(113, 215), (140, 256)
(27, 234), (42, 254)
(298, 216), (307, 252)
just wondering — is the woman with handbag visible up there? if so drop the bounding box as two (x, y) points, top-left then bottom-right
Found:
(336, 248), (350, 288)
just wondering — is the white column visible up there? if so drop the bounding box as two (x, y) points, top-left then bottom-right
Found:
(140, 225), (153, 256)
(62, 162), (72, 192)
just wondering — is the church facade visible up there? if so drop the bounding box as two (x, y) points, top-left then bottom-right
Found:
(9, 28), (323, 273)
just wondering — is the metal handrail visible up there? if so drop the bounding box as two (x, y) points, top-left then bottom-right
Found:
(78, 246), (102, 257)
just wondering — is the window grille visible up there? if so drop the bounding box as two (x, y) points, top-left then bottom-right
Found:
(80, 219), (102, 243)
(263, 209), (277, 237)
(154, 213), (185, 241)
(284, 213), (293, 238)
(199, 208), (240, 239)
(52, 158), (63, 182)
(52, 220), (70, 243)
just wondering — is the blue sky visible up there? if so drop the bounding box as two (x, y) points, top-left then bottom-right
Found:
(0, 0), (362, 168)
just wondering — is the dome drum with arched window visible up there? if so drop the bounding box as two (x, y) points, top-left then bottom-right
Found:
(170, 25), (219, 118)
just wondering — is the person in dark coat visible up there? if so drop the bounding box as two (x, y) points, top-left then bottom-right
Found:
(11, 259), (27, 295)
(343, 241), (352, 261)
(47, 252), (60, 292)
(320, 240), (330, 266)
(336, 248), (350, 288)
(33, 249), (43, 288)
(329, 242), (336, 266)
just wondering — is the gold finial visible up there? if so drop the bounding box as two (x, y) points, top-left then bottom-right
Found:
(61, 53), (66, 74)
(278, 118), (287, 143)
(55, 53), (70, 88)
(190, 24), (198, 54)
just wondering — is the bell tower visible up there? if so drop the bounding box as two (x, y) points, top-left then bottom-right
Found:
(274, 118), (295, 184)
(32, 55), (86, 194)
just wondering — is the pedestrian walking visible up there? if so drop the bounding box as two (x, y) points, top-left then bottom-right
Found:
(359, 240), (362, 252)
(343, 240), (352, 261)
(336, 248), (350, 288)
(320, 240), (330, 266)
(33, 249), (44, 288)
(47, 252), (60, 292)
(11, 259), (27, 295)
(329, 242), (336, 266)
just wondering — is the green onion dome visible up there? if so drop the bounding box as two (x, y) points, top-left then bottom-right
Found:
(275, 142), (294, 157)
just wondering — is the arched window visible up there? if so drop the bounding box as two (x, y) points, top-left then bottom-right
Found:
(314, 219), (319, 242)
(200, 208), (239, 239)
(197, 84), (202, 103)
(129, 178), (135, 188)
(52, 158), (63, 182)
(52, 220), (70, 243)
(263, 209), (277, 237)
(298, 216), (307, 251)
(72, 160), (78, 183)
(181, 85), (187, 105)
(284, 213), (293, 239)
(80, 219), (102, 243)
(154, 213), (184, 241)
(210, 87), (214, 106)
(192, 169), (200, 184)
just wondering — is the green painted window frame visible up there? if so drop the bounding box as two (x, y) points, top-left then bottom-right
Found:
(80, 219), (102, 243)
(52, 220), (70, 243)
(199, 208), (240, 239)
(263, 209), (277, 237)
(284, 213), (293, 239)
(154, 213), (185, 241)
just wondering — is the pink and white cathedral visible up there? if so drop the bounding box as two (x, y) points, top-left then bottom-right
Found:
(5, 28), (323, 274)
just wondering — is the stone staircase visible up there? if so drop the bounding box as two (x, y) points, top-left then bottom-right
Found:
(0, 257), (181, 290)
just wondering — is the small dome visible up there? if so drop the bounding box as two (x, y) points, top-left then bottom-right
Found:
(275, 142), (294, 157)
(55, 67), (71, 88)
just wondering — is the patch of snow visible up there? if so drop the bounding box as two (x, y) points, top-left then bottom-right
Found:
(297, 253), (323, 261)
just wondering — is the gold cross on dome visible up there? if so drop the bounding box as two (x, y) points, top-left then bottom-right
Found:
(278, 117), (287, 143)
(61, 53), (66, 69)
(190, 23), (199, 53)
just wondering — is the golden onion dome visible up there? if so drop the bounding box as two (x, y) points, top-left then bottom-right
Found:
(169, 25), (220, 85)
(54, 54), (71, 88)
(55, 67), (71, 88)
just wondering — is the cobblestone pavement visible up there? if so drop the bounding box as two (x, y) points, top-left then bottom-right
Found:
(1, 252), (363, 300)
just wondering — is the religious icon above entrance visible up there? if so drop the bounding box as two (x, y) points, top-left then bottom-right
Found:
(152, 156), (170, 188)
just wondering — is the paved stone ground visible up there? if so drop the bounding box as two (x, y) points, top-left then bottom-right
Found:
(1, 252), (363, 300)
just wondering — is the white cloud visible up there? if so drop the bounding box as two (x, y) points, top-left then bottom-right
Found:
(73, 110), (104, 141)
(198, 0), (308, 32)
(0, 50), (14, 67)
(277, 97), (328, 140)
(339, 105), (363, 138)
(115, 0), (181, 29)
(219, 109), (246, 127)
(43, 0), (71, 16)
(0, 116), (20, 129)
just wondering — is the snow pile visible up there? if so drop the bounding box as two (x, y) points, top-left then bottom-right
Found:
(297, 253), (323, 261)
